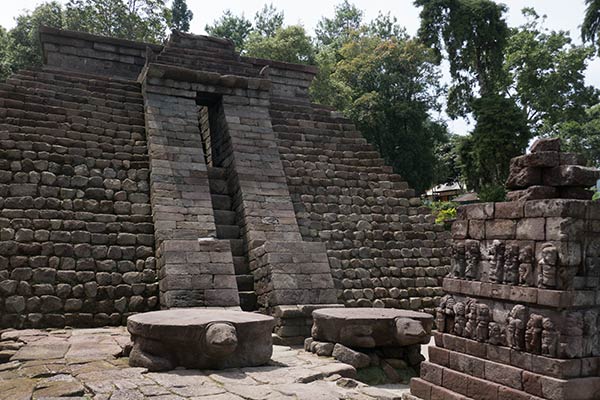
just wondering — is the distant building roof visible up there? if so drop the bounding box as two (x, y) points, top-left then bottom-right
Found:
(425, 182), (463, 196)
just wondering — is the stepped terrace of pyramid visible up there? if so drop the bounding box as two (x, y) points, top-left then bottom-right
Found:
(0, 26), (451, 344)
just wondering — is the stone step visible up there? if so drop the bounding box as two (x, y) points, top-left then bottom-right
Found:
(214, 210), (236, 226)
(8, 74), (143, 103)
(236, 274), (254, 291)
(233, 256), (249, 275)
(215, 224), (240, 239)
(229, 239), (245, 257)
(239, 291), (258, 312)
(17, 69), (143, 96)
(211, 194), (232, 210)
(209, 179), (229, 195)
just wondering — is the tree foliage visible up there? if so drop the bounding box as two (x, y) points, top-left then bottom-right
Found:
(553, 104), (600, 167)
(205, 10), (252, 51)
(315, 0), (363, 48)
(458, 95), (529, 191)
(582, 0), (600, 51)
(246, 25), (314, 64)
(171, 0), (193, 32)
(206, 5), (314, 65)
(505, 9), (598, 135)
(65, 0), (170, 43)
(254, 4), (284, 37)
(415, 0), (509, 117)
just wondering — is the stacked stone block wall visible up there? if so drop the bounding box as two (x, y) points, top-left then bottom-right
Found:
(40, 26), (161, 80)
(409, 140), (600, 400)
(0, 69), (157, 328)
(142, 70), (239, 308)
(271, 100), (451, 312)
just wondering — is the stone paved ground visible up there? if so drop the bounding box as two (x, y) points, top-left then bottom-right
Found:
(0, 327), (411, 400)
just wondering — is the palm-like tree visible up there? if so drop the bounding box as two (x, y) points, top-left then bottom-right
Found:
(582, 0), (600, 44)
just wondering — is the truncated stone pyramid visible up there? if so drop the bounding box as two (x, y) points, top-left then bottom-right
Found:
(0, 27), (450, 343)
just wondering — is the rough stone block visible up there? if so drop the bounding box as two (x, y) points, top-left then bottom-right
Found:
(485, 219), (516, 239)
(516, 218), (545, 240)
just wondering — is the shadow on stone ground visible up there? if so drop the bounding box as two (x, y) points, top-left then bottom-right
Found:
(0, 327), (420, 399)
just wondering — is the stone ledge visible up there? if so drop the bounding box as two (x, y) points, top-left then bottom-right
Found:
(418, 355), (600, 400)
(144, 63), (271, 91)
(40, 25), (163, 52)
(443, 278), (599, 308)
(432, 332), (600, 379)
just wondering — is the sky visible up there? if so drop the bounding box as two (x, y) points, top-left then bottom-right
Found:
(0, 0), (597, 134)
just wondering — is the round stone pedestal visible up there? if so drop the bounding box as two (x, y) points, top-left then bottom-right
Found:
(311, 308), (434, 348)
(127, 309), (275, 371)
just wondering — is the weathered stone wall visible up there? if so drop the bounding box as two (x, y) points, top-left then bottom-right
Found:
(0, 69), (157, 328)
(40, 26), (162, 80)
(0, 28), (452, 329)
(409, 139), (600, 400)
(267, 93), (450, 312)
(142, 67), (239, 308)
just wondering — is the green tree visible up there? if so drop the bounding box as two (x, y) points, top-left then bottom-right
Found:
(0, 27), (11, 79)
(65, 0), (170, 43)
(245, 25), (315, 64)
(505, 9), (598, 135)
(458, 95), (530, 191)
(432, 134), (462, 185)
(331, 32), (448, 192)
(553, 104), (600, 167)
(171, 0), (193, 32)
(5, 1), (65, 74)
(205, 10), (252, 51)
(582, 0), (600, 52)
(415, 0), (509, 117)
(315, 0), (363, 48)
(254, 4), (283, 37)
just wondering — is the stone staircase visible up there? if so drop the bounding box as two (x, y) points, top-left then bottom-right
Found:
(207, 166), (257, 311)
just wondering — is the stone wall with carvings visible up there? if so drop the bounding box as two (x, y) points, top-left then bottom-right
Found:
(409, 138), (600, 400)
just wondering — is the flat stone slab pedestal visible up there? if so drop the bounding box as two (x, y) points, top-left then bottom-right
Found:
(127, 309), (275, 371)
(306, 308), (434, 384)
(311, 308), (434, 348)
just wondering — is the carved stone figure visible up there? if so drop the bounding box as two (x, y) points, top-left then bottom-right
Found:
(542, 318), (559, 358)
(436, 297), (447, 333)
(453, 302), (467, 337)
(519, 245), (534, 286)
(561, 312), (584, 359)
(488, 322), (503, 346)
(506, 305), (527, 351)
(583, 310), (598, 357)
(525, 314), (543, 354)
(488, 240), (505, 284)
(445, 296), (457, 334)
(452, 243), (467, 279)
(504, 244), (520, 285)
(537, 243), (558, 289)
(464, 299), (477, 339)
(465, 240), (480, 280)
(475, 304), (490, 343)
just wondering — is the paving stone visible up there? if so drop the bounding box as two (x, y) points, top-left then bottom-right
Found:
(11, 343), (70, 361)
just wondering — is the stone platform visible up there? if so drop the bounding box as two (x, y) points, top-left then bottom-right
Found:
(306, 308), (433, 384)
(128, 309), (275, 371)
(312, 308), (434, 348)
(0, 326), (413, 399)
